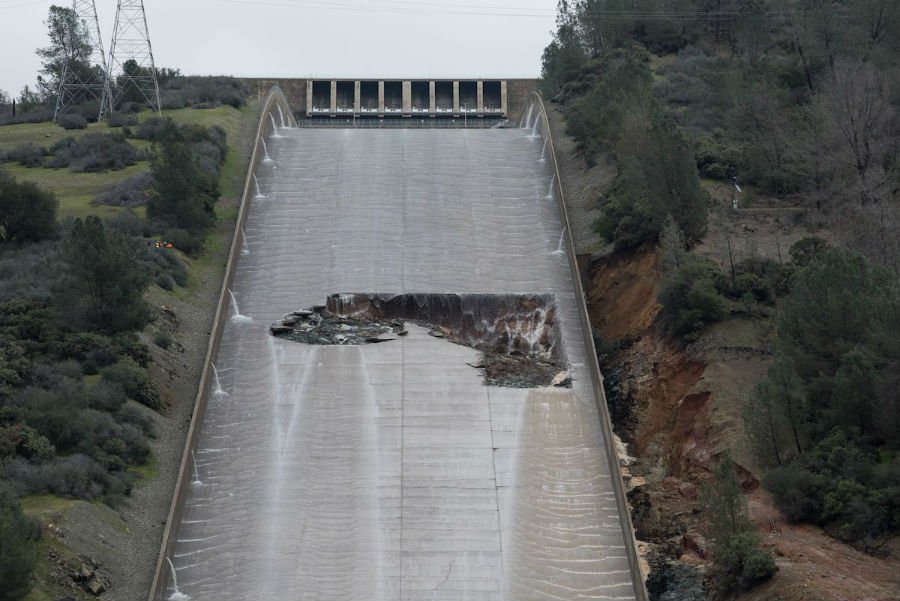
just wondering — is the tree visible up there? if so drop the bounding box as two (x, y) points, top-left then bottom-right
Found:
(825, 60), (895, 205)
(148, 119), (217, 237)
(744, 353), (809, 466)
(35, 5), (95, 101)
(777, 248), (897, 391)
(788, 236), (830, 267)
(701, 453), (777, 592)
(657, 254), (726, 339)
(0, 485), (39, 601)
(60, 216), (151, 333)
(0, 174), (59, 243)
(659, 215), (688, 270)
(640, 117), (708, 241)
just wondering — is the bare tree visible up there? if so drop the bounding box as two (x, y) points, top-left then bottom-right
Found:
(826, 60), (895, 205)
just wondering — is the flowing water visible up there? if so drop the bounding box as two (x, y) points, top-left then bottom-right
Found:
(166, 127), (637, 601)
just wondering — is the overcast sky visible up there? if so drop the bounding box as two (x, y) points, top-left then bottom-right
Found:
(0, 0), (556, 97)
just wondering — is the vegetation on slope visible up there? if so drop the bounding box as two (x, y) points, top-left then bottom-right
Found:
(541, 0), (900, 597)
(0, 8), (256, 594)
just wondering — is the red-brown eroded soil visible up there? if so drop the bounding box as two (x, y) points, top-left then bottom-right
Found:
(586, 246), (900, 601)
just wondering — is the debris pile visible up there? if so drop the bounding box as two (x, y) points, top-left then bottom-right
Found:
(270, 306), (404, 345)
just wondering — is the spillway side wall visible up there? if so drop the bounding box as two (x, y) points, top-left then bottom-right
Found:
(147, 87), (297, 601)
(527, 92), (649, 601)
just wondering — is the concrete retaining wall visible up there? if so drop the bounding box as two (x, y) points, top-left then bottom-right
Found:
(147, 87), (297, 601)
(526, 91), (650, 601)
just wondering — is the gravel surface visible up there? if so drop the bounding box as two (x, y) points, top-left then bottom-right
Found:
(102, 219), (232, 601)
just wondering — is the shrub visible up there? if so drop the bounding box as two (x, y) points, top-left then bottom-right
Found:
(93, 172), (153, 207)
(115, 404), (155, 437)
(155, 273), (175, 291)
(658, 254), (727, 340)
(0, 485), (40, 601)
(0, 173), (59, 243)
(134, 117), (168, 141)
(4, 454), (108, 499)
(57, 113), (87, 130)
(107, 112), (138, 128)
(163, 227), (206, 257)
(86, 379), (128, 412)
(153, 331), (172, 349)
(100, 358), (160, 410)
(47, 132), (139, 172)
(3, 143), (46, 168)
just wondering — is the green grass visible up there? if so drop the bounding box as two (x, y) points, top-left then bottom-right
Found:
(20, 494), (80, 517)
(4, 162), (148, 219)
(1, 104), (250, 220)
(129, 452), (160, 481)
(0, 119), (115, 153)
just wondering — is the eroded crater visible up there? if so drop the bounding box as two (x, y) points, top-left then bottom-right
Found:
(270, 293), (570, 388)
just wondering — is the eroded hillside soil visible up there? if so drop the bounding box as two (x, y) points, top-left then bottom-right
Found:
(586, 244), (900, 601)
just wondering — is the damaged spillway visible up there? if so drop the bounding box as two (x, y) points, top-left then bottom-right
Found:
(271, 293), (570, 388)
(165, 125), (639, 601)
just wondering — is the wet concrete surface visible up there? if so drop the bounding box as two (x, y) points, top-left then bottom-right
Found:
(168, 127), (637, 600)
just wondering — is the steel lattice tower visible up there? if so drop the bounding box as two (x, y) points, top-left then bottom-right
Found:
(100, 0), (161, 117)
(53, 0), (109, 120)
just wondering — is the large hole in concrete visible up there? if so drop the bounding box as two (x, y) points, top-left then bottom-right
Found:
(270, 293), (569, 388)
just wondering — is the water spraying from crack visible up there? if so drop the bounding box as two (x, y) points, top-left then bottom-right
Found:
(228, 290), (252, 322)
(269, 114), (282, 138)
(211, 363), (227, 399)
(166, 557), (190, 601)
(252, 174), (266, 200)
(191, 450), (202, 486)
(261, 138), (273, 163)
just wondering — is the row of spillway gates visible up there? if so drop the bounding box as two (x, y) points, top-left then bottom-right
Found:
(306, 79), (509, 117)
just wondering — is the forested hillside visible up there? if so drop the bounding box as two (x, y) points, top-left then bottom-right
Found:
(540, 1), (899, 598)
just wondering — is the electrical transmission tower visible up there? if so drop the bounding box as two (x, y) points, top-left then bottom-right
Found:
(100, 0), (161, 118)
(54, 0), (108, 121)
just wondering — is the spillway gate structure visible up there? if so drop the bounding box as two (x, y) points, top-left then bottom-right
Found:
(150, 87), (647, 601)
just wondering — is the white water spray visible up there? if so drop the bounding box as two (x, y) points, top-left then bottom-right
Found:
(211, 363), (227, 398)
(166, 557), (191, 601)
(261, 138), (273, 163)
(277, 104), (286, 128)
(552, 227), (567, 255)
(252, 174), (266, 200)
(269, 114), (282, 138)
(228, 289), (252, 322)
(523, 104), (534, 130)
(191, 450), (202, 486)
(241, 227), (250, 255)
(547, 174), (556, 199)
(539, 138), (548, 162)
